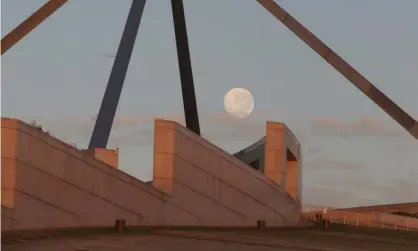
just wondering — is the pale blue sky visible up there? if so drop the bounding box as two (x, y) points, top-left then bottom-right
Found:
(2, 0), (417, 207)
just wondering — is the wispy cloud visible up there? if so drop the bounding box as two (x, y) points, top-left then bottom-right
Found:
(375, 178), (418, 203)
(302, 186), (370, 208)
(304, 145), (323, 155)
(28, 115), (156, 140)
(26, 111), (270, 147)
(304, 165), (418, 208)
(310, 116), (411, 139)
(306, 157), (362, 172)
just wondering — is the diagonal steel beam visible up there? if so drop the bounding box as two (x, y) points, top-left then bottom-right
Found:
(1, 0), (68, 55)
(89, 0), (147, 148)
(257, 0), (418, 139)
(170, 0), (201, 135)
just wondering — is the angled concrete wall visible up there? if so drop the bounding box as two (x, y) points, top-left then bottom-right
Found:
(265, 122), (302, 203)
(153, 119), (300, 226)
(1, 118), (195, 230)
(232, 122), (303, 204)
(1, 117), (301, 231)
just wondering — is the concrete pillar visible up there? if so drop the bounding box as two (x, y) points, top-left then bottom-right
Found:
(82, 148), (119, 169)
(264, 122), (287, 187)
(264, 121), (302, 203)
(286, 160), (299, 200)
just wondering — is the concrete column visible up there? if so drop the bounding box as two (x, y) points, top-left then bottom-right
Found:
(264, 121), (287, 187)
(264, 121), (302, 203)
(82, 148), (119, 169)
(286, 160), (299, 200)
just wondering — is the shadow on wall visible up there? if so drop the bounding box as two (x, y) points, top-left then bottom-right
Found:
(234, 137), (266, 172)
(1, 118), (302, 231)
(234, 122), (302, 203)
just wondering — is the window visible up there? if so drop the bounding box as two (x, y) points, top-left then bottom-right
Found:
(249, 158), (260, 171)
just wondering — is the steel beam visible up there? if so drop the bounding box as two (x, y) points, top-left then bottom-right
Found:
(89, 0), (147, 148)
(1, 0), (68, 55)
(257, 0), (418, 139)
(170, 0), (201, 135)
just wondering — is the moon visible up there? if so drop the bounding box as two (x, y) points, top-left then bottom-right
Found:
(224, 88), (255, 118)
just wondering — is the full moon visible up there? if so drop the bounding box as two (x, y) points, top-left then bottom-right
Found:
(224, 88), (255, 118)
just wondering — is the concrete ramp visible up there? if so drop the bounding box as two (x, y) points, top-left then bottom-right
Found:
(1, 118), (302, 231)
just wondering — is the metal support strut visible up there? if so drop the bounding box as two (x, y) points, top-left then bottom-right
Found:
(1, 0), (68, 55)
(257, 0), (418, 139)
(170, 0), (201, 135)
(89, 0), (147, 148)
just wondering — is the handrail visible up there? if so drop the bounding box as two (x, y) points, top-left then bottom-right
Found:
(304, 210), (418, 232)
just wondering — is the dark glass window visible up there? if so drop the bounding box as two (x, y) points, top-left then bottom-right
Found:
(249, 158), (260, 170)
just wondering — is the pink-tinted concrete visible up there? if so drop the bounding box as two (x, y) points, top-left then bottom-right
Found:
(1, 117), (301, 231)
(153, 119), (300, 227)
(1, 118), (192, 230)
(82, 148), (119, 169)
(1, 206), (19, 230)
(265, 122), (302, 203)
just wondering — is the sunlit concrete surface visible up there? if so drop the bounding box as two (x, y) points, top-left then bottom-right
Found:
(3, 228), (418, 251)
(1, 118), (301, 230)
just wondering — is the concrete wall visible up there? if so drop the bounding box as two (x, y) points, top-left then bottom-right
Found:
(265, 122), (302, 203)
(153, 119), (300, 226)
(1, 118), (194, 230)
(1, 117), (301, 231)
(232, 122), (303, 205)
(1, 206), (18, 230)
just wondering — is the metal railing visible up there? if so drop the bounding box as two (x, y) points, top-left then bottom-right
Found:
(303, 210), (418, 232)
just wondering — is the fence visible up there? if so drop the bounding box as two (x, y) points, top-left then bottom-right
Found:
(303, 210), (418, 232)
(302, 204), (335, 212)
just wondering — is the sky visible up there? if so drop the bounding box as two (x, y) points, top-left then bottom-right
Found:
(1, 0), (418, 208)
